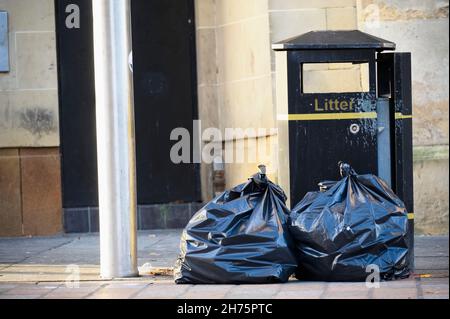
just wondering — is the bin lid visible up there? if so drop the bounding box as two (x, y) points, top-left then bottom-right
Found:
(272, 30), (396, 51)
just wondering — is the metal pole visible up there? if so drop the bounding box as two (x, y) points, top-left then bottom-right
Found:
(92, 0), (138, 279)
(377, 97), (392, 188)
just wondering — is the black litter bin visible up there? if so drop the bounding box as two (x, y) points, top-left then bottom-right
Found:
(273, 30), (414, 269)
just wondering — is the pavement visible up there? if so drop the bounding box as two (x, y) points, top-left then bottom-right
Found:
(0, 230), (448, 299)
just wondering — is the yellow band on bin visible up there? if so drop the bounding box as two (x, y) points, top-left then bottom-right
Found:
(277, 112), (413, 121)
(278, 112), (377, 121)
(395, 113), (413, 120)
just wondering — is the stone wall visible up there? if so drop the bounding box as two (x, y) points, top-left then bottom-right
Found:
(414, 155), (449, 235)
(358, 0), (449, 234)
(195, 0), (277, 193)
(195, 0), (363, 194)
(269, 0), (362, 207)
(0, 0), (59, 147)
(195, 0), (449, 235)
(0, 0), (62, 237)
(269, 1), (364, 101)
(1, 0), (447, 236)
(0, 148), (62, 237)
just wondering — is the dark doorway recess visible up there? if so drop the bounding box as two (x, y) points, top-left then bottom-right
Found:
(55, 0), (201, 210)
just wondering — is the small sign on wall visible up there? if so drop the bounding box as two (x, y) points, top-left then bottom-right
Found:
(0, 11), (9, 73)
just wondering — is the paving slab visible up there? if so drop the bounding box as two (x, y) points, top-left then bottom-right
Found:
(415, 236), (449, 257)
(0, 232), (448, 299)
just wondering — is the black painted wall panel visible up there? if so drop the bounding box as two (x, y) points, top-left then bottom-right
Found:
(55, 0), (201, 208)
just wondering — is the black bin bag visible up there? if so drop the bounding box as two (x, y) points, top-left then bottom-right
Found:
(289, 162), (410, 282)
(174, 166), (297, 284)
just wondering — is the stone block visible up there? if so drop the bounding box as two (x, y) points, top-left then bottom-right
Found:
(414, 159), (449, 235)
(216, 0), (267, 26)
(269, 9), (327, 43)
(196, 29), (217, 86)
(0, 90), (59, 148)
(326, 7), (357, 30)
(269, 0), (356, 10)
(0, 0), (55, 32)
(89, 207), (99, 233)
(164, 204), (191, 229)
(0, 148), (22, 236)
(16, 32), (58, 90)
(218, 75), (274, 130)
(217, 16), (272, 83)
(195, 0), (216, 28)
(20, 148), (63, 236)
(64, 208), (89, 233)
(197, 85), (219, 129)
(139, 205), (166, 230)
